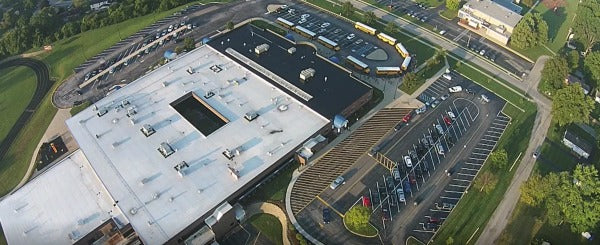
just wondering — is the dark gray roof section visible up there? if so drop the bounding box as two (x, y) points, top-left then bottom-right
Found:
(209, 24), (372, 119)
(492, 0), (522, 14)
(564, 130), (594, 154)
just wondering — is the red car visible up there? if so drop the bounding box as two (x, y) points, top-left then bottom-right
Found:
(402, 113), (412, 123)
(443, 116), (452, 126)
(362, 196), (371, 208)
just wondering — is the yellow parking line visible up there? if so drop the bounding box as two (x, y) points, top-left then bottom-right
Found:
(316, 195), (345, 217)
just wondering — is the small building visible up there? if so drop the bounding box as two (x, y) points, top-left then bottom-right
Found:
(295, 135), (328, 165)
(565, 74), (591, 95)
(458, 0), (523, 45)
(90, 0), (110, 11)
(562, 129), (593, 159)
(595, 89), (600, 104)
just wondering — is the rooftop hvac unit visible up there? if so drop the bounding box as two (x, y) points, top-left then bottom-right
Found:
(140, 124), (156, 137)
(97, 109), (108, 117)
(288, 47), (296, 54)
(126, 106), (137, 117)
(254, 44), (270, 55)
(244, 111), (259, 122)
(300, 68), (316, 81)
(174, 161), (190, 177)
(158, 142), (175, 158)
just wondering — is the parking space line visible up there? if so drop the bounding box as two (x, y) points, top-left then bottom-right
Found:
(461, 167), (479, 171)
(458, 173), (476, 177)
(441, 196), (460, 200)
(483, 134), (501, 139)
(316, 195), (345, 218)
(429, 209), (451, 213)
(474, 147), (492, 151)
(444, 190), (464, 194)
(449, 184), (469, 188)
(472, 152), (488, 156)
(465, 162), (482, 166)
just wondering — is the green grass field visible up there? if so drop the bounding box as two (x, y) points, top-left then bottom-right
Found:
(431, 57), (537, 243)
(0, 67), (37, 143)
(0, 1), (222, 198)
(509, 0), (579, 60)
(415, 0), (444, 8)
(241, 161), (297, 205)
(248, 214), (284, 245)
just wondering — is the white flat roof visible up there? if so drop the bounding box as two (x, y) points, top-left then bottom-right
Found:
(66, 45), (329, 244)
(0, 150), (122, 245)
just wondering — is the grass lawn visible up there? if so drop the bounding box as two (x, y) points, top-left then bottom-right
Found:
(248, 213), (284, 245)
(343, 217), (378, 237)
(415, 0), (445, 8)
(407, 236), (426, 245)
(439, 9), (458, 20)
(0, 66), (37, 143)
(251, 19), (286, 36)
(0, 1), (222, 198)
(241, 161), (297, 205)
(399, 58), (445, 95)
(70, 101), (91, 116)
(509, 0), (579, 60)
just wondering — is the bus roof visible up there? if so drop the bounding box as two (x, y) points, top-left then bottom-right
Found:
(377, 32), (396, 42)
(395, 43), (409, 55)
(276, 17), (294, 26)
(355, 22), (377, 32)
(346, 55), (368, 68)
(295, 26), (316, 37)
(317, 36), (338, 46)
(376, 66), (402, 71)
(402, 56), (412, 67)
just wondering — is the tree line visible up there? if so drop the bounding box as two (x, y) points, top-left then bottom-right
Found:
(0, 0), (197, 59)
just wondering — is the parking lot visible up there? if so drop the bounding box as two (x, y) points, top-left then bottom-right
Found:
(372, 0), (533, 77)
(293, 71), (510, 244)
(270, 4), (403, 71)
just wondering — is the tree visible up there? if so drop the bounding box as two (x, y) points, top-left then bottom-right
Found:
(584, 52), (600, 87)
(384, 21), (398, 33)
(1, 11), (15, 30)
(566, 50), (580, 72)
(400, 72), (421, 92)
(226, 21), (234, 30)
(73, 0), (90, 9)
(363, 11), (377, 25)
(183, 37), (195, 51)
(473, 172), (498, 193)
(345, 205), (370, 229)
(341, 1), (355, 17)
(446, 237), (454, 245)
(540, 56), (569, 92)
(488, 149), (508, 171)
(446, 0), (460, 11)
(551, 83), (595, 126)
(510, 13), (548, 49)
(521, 0), (535, 7)
(572, 0), (600, 56)
(520, 173), (558, 206)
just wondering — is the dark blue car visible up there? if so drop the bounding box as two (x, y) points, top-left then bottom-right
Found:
(403, 180), (412, 193)
(323, 208), (331, 224)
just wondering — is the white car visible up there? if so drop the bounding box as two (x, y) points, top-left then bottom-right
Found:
(449, 85), (462, 93)
(440, 94), (449, 101)
(346, 33), (356, 40)
(442, 73), (452, 80)
(288, 8), (296, 14)
(396, 188), (406, 202)
(301, 14), (310, 19)
(439, 30), (447, 35)
(447, 111), (456, 120)
(425, 97), (436, 106)
(321, 22), (331, 28)
(479, 49), (486, 55)
(403, 155), (413, 168)
(330, 176), (345, 190)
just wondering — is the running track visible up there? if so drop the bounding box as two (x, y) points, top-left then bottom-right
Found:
(0, 58), (53, 161)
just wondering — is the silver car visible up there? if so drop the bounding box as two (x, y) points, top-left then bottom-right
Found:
(330, 176), (345, 190)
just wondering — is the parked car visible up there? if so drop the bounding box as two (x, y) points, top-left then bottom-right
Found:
(436, 143), (445, 155)
(443, 116), (452, 126)
(396, 188), (406, 202)
(439, 30), (447, 35)
(403, 155), (413, 168)
(431, 100), (440, 108)
(447, 111), (456, 120)
(449, 85), (462, 93)
(425, 96), (436, 106)
(442, 73), (452, 80)
(393, 167), (401, 181)
(330, 176), (345, 190)
(323, 208), (331, 224)
(346, 33), (356, 40)
(440, 94), (449, 101)
(434, 124), (445, 135)
(321, 22), (331, 28)
(301, 14), (310, 19)
(416, 106), (427, 114)
(362, 196), (371, 207)
(298, 18), (307, 24)
(402, 113), (412, 123)
(421, 137), (430, 148)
